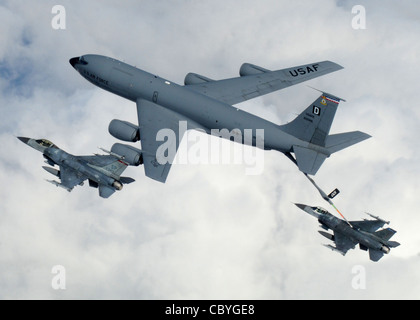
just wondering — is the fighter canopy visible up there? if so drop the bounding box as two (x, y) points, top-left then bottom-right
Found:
(35, 139), (58, 149)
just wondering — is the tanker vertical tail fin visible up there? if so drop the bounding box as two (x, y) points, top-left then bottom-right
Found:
(282, 92), (343, 146)
(282, 91), (371, 175)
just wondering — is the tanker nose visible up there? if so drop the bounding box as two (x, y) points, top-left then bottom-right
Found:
(70, 56), (88, 69)
(69, 57), (80, 69)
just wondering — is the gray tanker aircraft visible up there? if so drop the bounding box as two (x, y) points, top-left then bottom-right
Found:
(18, 137), (137, 198)
(70, 55), (371, 182)
(295, 204), (400, 262)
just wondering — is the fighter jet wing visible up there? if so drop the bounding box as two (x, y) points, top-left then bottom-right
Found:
(185, 61), (343, 105)
(136, 99), (189, 183)
(79, 155), (121, 167)
(333, 231), (357, 255)
(80, 155), (129, 179)
(58, 166), (86, 190)
(350, 220), (386, 233)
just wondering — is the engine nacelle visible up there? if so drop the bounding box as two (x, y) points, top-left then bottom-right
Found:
(109, 119), (140, 142)
(239, 63), (270, 77)
(184, 73), (214, 85)
(111, 143), (143, 166)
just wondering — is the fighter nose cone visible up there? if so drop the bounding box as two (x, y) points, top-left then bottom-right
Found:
(69, 57), (80, 69)
(17, 137), (30, 144)
(294, 203), (307, 211)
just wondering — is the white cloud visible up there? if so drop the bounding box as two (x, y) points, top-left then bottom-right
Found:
(1, 0), (419, 300)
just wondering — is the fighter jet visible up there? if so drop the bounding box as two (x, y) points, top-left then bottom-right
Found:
(70, 55), (371, 183)
(17, 137), (138, 198)
(295, 204), (400, 262)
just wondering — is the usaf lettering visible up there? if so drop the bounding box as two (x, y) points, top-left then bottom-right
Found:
(289, 64), (319, 77)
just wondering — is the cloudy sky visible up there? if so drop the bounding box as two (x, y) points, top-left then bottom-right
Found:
(1, 0), (420, 299)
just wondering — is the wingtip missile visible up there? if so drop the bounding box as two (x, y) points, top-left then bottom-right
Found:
(323, 244), (345, 256)
(45, 179), (72, 192)
(98, 147), (126, 160)
(365, 212), (390, 225)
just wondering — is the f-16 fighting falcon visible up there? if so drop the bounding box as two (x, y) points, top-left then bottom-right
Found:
(17, 137), (138, 198)
(70, 55), (371, 183)
(295, 204), (400, 262)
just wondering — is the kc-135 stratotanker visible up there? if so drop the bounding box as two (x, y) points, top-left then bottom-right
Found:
(70, 55), (370, 182)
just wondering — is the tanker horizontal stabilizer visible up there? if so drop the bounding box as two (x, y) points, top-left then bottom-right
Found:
(325, 131), (371, 154)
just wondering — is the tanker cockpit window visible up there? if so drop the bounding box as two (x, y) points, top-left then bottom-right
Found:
(79, 56), (88, 65)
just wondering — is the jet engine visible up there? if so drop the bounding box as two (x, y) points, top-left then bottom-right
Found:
(239, 63), (270, 77)
(380, 246), (391, 254)
(109, 119), (140, 142)
(112, 181), (123, 191)
(111, 143), (143, 166)
(184, 73), (213, 85)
